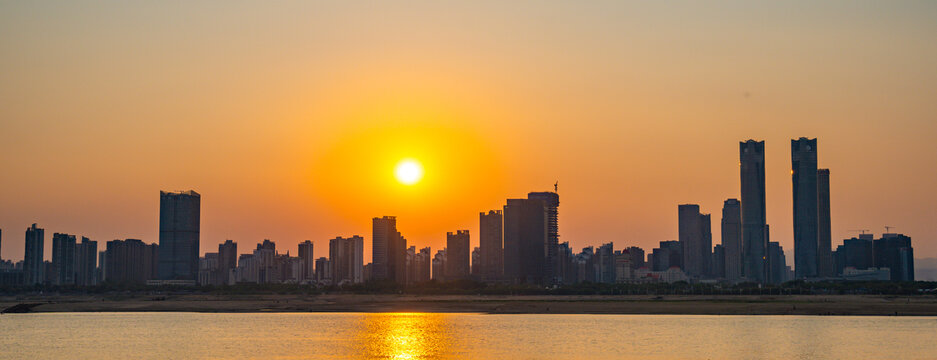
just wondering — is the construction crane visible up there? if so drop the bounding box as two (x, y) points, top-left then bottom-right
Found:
(884, 225), (896, 233)
(848, 229), (870, 235)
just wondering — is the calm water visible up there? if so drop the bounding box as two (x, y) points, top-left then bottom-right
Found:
(2, 313), (936, 359)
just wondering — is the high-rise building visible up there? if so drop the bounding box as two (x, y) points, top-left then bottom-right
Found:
(446, 230), (470, 280)
(700, 214), (712, 277)
(24, 223), (44, 285)
(432, 249), (447, 281)
(768, 241), (788, 284)
(833, 234), (875, 275)
(740, 140), (768, 283)
(158, 190), (200, 280)
(595, 242), (615, 283)
(330, 235), (364, 285)
(527, 192), (559, 283)
(314, 257), (330, 284)
(651, 240), (683, 272)
(503, 198), (547, 284)
(372, 216), (407, 283)
(76, 236), (98, 286)
(792, 137), (819, 279)
(874, 233), (914, 282)
(678, 205), (703, 277)
(678, 205), (711, 278)
(218, 240), (237, 284)
(406, 246), (432, 284)
(712, 244), (726, 279)
(721, 199), (742, 282)
(298, 240), (314, 281)
(625, 247), (645, 270)
(479, 210), (503, 282)
(817, 169), (833, 277)
(51, 233), (77, 286)
(558, 242), (574, 284)
(471, 246), (481, 277)
(105, 239), (159, 284)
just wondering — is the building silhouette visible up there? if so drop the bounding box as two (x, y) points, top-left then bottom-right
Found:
(874, 233), (914, 281)
(834, 234), (874, 274)
(740, 140), (768, 283)
(445, 230), (470, 280)
(330, 236), (364, 285)
(479, 210), (503, 282)
(503, 198), (548, 284)
(768, 241), (788, 284)
(104, 239), (158, 284)
(595, 242), (615, 283)
(817, 169), (833, 277)
(432, 248), (447, 281)
(721, 199), (742, 282)
(712, 244), (726, 279)
(471, 246), (481, 278)
(372, 216), (407, 283)
(158, 190), (200, 280)
(625, 246), (645, 270)
(314, 257), (330, 284)
(76, 237), (98, 286)
(51, 233), (77, 286)
(792, 137), (819, 278)
(24, 223), (44, 285)
(678, 205), (702, 277)
(218, 240), (237, 284)
(298, 240), (314, 281)
(651, 240), (683, 272)
(527, 192), (559, 283)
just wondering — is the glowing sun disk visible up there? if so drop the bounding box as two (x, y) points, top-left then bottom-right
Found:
(394, 159), (424, 185)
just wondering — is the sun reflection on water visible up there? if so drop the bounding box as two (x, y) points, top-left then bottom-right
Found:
(354, 313), (455, 359)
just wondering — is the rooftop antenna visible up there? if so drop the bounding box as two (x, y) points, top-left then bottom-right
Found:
(554, 181), (558, 193)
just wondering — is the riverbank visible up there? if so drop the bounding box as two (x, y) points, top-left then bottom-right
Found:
(3, 294), (937, 315)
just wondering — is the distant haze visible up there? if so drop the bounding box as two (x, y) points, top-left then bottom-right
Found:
(1, 1), (935, 263)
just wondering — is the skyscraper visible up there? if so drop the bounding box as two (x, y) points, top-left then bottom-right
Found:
(298, 240), (314, 281)
(527, 191), (559, 283)
(158, 190), (201, 281)
(330, 236), (364, 285)
(792, 137), (818, 279)
(52, 233), (77, 286)
(817, 168), (833, 277)
(768, 241), (788, 284)
(874, 233), (914, 282)
(76, 237), (98, 286)
(372, 216), (406, 283)
(105, 239), (159, 284)
(445, 230), (470, 280)
(678, 204), (704, 277)
(740, 140), (768, 283)
(503, 198), (547, 284)
(218, 240), (237, 284)
(24, 223), (44, 285)
(479, 210), (503, 282)
(721, 199), (742, 282)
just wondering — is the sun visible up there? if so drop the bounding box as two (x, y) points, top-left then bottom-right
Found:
(394, 158), (424, 185)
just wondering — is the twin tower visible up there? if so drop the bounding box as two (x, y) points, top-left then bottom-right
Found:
(734, 138), (831, 283)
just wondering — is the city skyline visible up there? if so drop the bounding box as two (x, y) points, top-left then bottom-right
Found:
(0, 137), (924, 276)
(2, 2), (937, 265)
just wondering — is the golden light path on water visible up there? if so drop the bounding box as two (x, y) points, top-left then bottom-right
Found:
(354, 313), (453, 359)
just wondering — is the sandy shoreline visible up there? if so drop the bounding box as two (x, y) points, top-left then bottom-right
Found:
(2, 294), (937, 316)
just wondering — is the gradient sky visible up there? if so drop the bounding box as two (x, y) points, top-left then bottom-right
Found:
(2, 1), (936, 265)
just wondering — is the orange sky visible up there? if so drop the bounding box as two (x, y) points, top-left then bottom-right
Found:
(1, 2), (935, 264)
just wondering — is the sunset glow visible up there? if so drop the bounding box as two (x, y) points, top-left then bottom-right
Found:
(395, 159), (424, 186)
